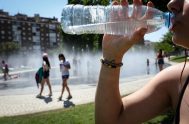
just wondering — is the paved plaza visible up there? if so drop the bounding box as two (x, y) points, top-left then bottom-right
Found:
(0, 58), (177, 117)
(0, 74), (153, 117)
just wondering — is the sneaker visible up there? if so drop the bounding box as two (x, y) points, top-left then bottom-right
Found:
(36, 94), (42, 98)
(48, 93), (52, 97)
(67, 95), (72, 100)
(58, 96), (62, 101)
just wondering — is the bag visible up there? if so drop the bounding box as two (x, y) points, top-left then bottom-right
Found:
(35, 67), (43, 88)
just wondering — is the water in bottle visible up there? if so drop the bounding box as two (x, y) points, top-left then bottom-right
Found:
(61, 4), (172, 36)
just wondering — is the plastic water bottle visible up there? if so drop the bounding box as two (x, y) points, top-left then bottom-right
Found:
(61, 4), (172, 36)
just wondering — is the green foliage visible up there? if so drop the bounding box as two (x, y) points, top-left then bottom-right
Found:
(0, 41), (20, 53)
(154, 43), (174, 53)
(148, 0), (170, 12)
(170, 56), (189, 63)
(154, 32), (184, 54)
(0, 102), (174, 124)
(144, 110), (174, 124)
(63, 0), (109, 52)
(154, 32), (174, 53)
(0, 103), (95, 124)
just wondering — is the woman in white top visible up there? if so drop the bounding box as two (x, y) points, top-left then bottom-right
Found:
(58, 53), (72, 101)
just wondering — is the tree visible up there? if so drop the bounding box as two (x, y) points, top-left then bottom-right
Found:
(154, 32), (184, 55)
(0, 41), (20, 59)
(62, 0), (110, 52)
(0, 41), (20, 53)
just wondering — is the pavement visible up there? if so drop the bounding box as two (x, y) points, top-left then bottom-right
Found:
(0, 58), (177, 117)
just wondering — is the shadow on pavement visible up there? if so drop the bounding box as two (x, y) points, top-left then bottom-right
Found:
(63, 99), (75, 108)
(0, 83), (8, 89)
(36, 96), (53, 104)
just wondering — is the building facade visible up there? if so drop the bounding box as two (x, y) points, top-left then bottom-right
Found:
(0, 10), (61, 51)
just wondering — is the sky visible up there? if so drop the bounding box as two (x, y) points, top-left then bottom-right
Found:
(145, 27), (168, 42)
(0, 0), (68, 21)
(0, 0), (168, 42)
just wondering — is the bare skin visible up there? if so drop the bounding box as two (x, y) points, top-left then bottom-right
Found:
(59, 78), (72, 99)
(95, 0), (189, 123)
(39, 62), (52, 96)
(39, 78), (52, 96)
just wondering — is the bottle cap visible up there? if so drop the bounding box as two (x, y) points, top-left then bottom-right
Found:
(163, 12), (174, 28)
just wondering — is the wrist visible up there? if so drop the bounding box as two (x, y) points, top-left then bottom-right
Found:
(102, 55), (123, 63)
(100, 58), (123, 68)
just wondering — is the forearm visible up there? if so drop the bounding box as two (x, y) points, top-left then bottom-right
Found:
(95, 64), (123, 124)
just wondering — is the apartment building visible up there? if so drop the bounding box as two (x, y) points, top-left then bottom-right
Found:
(0, 10), (61, 51)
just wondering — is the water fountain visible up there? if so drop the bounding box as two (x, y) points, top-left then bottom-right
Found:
(0, 44), (170, 95)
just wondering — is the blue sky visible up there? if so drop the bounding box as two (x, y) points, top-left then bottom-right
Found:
(0, 0), (68, 21)
(145, 27), (168, 42)
(0, 0), (168, 42)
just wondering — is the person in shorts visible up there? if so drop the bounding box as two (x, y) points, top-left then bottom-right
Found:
(37, 53), (52, 98)
(58, 53), (72, 101)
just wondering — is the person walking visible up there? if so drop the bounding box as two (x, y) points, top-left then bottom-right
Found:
(1, 60), (9, 81)
(95, 0), (189, 123)
(37, 53), (52, 97)
(58, 53), (72, 101)
(146, 58), (150, 74)
(157, 49), (164, 71)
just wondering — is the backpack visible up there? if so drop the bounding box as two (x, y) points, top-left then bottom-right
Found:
(35, 67), (43, 88)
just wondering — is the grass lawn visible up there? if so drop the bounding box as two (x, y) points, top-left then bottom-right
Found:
(170, 55), (189, 63)
(0, 103), (94, 124)
(0, 102), (174, 124)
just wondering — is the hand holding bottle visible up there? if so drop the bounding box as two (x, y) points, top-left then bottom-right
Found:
(61, 0), (169, 35)
(102, 0), (154, 62)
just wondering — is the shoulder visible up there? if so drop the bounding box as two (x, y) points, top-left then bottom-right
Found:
(152, 62), (189, 108)
(154, 62), (188, 90)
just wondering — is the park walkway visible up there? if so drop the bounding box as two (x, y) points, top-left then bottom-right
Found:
(0, 75), (153, 117)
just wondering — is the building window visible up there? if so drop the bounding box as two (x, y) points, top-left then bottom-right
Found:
(1, 31), (5, 34)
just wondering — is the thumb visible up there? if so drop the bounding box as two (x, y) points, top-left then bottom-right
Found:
(130, 27), (147, 43)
